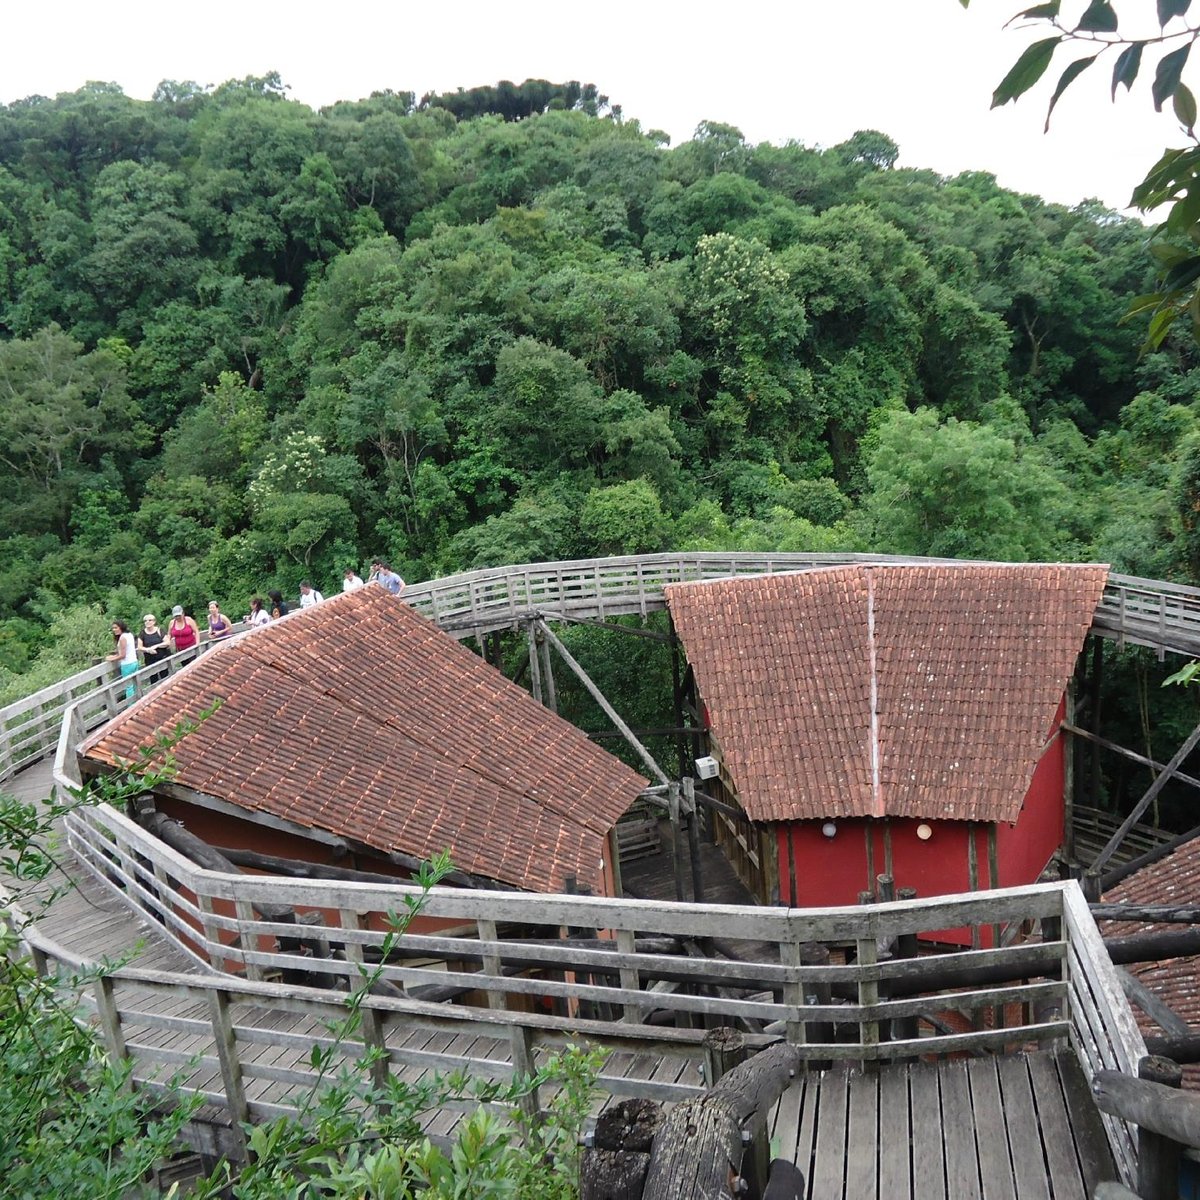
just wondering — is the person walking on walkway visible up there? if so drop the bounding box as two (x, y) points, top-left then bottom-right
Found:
(107, 620), (139, 700)
(369, 561), (406, 596)
(299, 581), (323, 608)
(342, 568), (364, 592)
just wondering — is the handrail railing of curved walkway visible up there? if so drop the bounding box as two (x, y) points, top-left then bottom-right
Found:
(5, 552), (1199, 788)
(29, 701), (1147, 1178)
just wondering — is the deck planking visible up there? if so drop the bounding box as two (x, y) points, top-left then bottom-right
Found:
(774, 1050), (1116, 1200)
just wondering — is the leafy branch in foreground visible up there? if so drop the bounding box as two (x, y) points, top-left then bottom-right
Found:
(965, 0), (1200, 347)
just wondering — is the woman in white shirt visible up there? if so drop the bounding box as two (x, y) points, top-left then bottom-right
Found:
(245, 597), (270, 627)
(107, 620), (139, 700)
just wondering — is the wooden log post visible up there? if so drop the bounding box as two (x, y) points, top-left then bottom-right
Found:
(643, 1043), (804, 1200)
(1138, 1056), (1184, 1200)
(527, 619), (544, 706)
(1093, 1062), (1200, 1200)
(580, 1098), (663, 1200)
(703, 1026), (747, 1087)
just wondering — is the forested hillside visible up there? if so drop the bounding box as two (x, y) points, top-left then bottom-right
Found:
(0, 74), (1195, 701)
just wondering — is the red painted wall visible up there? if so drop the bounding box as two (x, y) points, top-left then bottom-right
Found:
(775, 697), (1067, 944)
(993, 697), (1067, 890)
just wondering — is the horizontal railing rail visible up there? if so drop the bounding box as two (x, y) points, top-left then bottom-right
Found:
(1062, 884), (1147, 1186)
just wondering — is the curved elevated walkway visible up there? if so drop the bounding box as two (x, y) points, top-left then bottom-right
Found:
(0, 552), (1169, 1190)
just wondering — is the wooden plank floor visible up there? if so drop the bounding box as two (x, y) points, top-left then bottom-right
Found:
(771, 1049), (1117, 1200)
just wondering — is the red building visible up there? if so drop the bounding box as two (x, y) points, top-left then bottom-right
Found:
(665, 563), (1108, 932)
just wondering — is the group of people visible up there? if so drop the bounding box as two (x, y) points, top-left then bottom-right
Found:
(108, 564), (408, 698)
(107, 603), (228, 697)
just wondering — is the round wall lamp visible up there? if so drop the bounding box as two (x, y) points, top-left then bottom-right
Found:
(916, 823), (933, 841)
(821, 822), (838, 839)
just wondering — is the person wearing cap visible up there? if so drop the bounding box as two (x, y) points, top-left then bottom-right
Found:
(138, 613), (170, 684)
(168, 605), (200, 656)
(342, 568), (364, 593)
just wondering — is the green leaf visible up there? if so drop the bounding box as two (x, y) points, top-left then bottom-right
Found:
(1166, 184), (1200, 233)
(1177, 83), (1199, 134)
(1046, 55), (1099, 129)
(992, 38), (1061, 107)
(1153, 44), (1192, 111)
(1158, 0), (1192, 25)
(1146, 305), (1180, 349)
(1163, 255), (1200, 290)
(1111, 42), (1144, 99)
(1131, 145), (1200, 207)
(1122, 293), (1167, 320)
(1149, 240), (1194, 266)
(1012, 1), (1062, 18)
(1076, 0), (1118, 31)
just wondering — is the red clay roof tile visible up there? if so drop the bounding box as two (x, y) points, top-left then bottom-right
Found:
(80, 587), (646, 892)
(665, 564), (1107, 823)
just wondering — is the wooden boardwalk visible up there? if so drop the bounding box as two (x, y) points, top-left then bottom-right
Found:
(4, 759), (201, 974)
(769, 1050), (1115, 1200)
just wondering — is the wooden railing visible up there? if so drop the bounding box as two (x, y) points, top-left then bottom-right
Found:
(1063, 884), (1148, 1183)
(6, 553), (1200, 789)
(14, 756), (1146, 1184)
(0, 636), (221, 786)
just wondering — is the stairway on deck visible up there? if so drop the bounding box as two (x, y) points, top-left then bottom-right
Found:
(769, 1048), (1115, 1200)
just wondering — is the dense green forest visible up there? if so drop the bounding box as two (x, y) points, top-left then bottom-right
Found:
(1, 73), (1198, 715)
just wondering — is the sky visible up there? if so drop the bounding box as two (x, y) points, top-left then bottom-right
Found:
(2, 0), (1188, 214)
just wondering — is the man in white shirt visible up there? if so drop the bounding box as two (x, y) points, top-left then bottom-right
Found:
(299, 581), (324, 608)
(342, 568), (365, 592)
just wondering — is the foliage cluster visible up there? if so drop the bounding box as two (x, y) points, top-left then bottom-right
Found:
(0, 73), (1195, 694)
(1, 778), (599, 1197)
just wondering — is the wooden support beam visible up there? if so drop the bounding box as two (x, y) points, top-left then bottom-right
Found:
(1064, 723), (1200, 793)
(1102, 822), (1200, 891)
(1090, 717), (1200, 875)
(1118, 968), (1190, 1037)
(526, 619), (543, 706)
(537, 626), (558, 714)
(539, 609), (677, 642)
(537, 620), (669, 785)
(1093, 1063), (1200, 1152)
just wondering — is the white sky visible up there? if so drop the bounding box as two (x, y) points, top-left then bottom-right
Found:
(3, 0), (1189, 214)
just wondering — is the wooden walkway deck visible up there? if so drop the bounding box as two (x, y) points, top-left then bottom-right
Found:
(769, 1049), (1115, 1200)
(4, 760), (201, 974)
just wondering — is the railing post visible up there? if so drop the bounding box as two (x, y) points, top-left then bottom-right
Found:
(92, 974), (131, 1089)
(616, 928), (643, 1023)
(339, 909), (390, 1097)
(855, 931), (879, 1064)
(510, 1024), (541, 1133)
(800, 941), (833, 1070)
(1137, 1055), (1183, 1200)
(780, 939), (804, 1048)
(207, 987), (250, 1154)
(234, 898), (265, 981)
(196, 894), (225, 970)
(478, 919), (506, 1010)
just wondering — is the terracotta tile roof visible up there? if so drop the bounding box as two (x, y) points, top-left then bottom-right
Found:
(80, 588), (647, 893)
(664, 563), (1107, 823)
(1103, 839), (1200, 1084)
